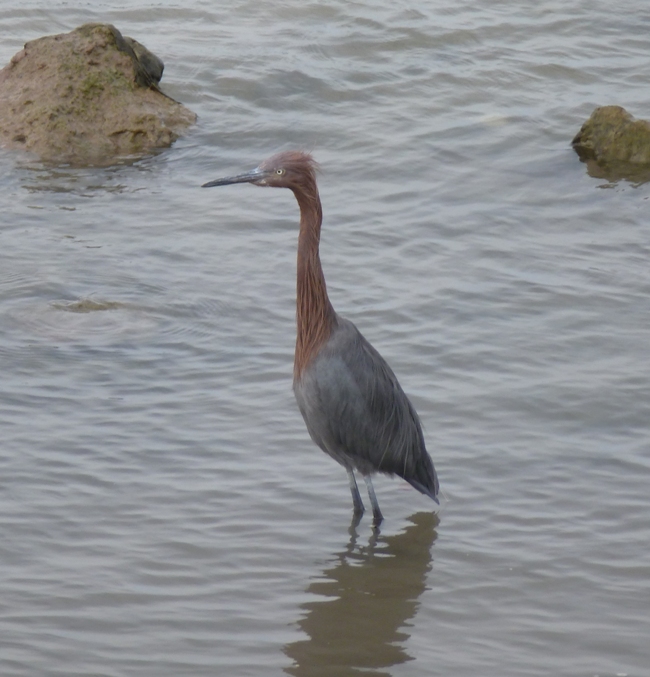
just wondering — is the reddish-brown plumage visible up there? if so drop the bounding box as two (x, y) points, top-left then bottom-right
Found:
(203, 150), (338, 380)
(288, 156), (338, 381)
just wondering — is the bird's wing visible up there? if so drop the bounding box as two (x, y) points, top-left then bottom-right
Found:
(297, 318), (427, 479)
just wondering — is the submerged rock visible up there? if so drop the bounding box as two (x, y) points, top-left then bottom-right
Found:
(0, 23), (196, 166)
(572, 106), (650, 181)
(51, 299), (125, 313)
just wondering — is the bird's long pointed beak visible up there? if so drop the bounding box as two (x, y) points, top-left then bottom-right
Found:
(202, 167), (267, 188)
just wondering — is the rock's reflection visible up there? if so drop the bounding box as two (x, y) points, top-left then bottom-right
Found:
(284, 512), (438, 677)
(579, 157), (650, 186)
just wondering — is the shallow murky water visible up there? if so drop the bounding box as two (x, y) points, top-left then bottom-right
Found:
(1, 2), (649, 676)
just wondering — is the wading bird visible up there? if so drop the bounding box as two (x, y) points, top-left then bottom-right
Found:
(203, 152), (439, 525)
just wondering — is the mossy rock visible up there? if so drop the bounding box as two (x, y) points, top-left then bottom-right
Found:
(0, 23), (196, 166)
(573, 106), (650, 181)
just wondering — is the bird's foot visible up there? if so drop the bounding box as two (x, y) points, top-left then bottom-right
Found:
(350, 510), (363, 531)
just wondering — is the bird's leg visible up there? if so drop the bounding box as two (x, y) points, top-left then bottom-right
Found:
(363, 475), (384, 526)
(347, 469), (365, 516)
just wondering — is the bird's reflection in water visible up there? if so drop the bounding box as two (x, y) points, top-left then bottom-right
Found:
(284, 512), (439, 677)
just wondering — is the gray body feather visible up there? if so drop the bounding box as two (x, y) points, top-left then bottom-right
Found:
(293, 316), (439, 500)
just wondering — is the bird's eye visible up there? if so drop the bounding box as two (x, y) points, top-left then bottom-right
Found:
(275, 169), (285, 176)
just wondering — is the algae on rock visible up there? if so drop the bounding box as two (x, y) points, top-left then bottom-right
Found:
(0, 23), (196, 166)
(573, 106), (650, 182)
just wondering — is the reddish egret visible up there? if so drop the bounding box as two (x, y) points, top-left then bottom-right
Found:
(203, 151), (439, 525)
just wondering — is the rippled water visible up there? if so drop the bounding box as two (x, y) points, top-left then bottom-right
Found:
(1, 2), (649, 676)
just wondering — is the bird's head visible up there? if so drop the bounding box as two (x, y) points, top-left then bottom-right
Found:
(202, 151), (319, 191)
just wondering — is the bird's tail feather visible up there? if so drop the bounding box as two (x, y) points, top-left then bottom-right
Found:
(405, 454), (440, 504)
(407, 477), (440, 504)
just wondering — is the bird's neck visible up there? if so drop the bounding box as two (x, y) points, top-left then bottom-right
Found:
(293, 183), (336, 381)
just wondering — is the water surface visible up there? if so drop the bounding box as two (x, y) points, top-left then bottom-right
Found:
(1, 2), (649, 676)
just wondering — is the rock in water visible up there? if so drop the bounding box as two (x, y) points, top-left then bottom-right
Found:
(572, 106), (650, 176)
(0, 23), (197, 166)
